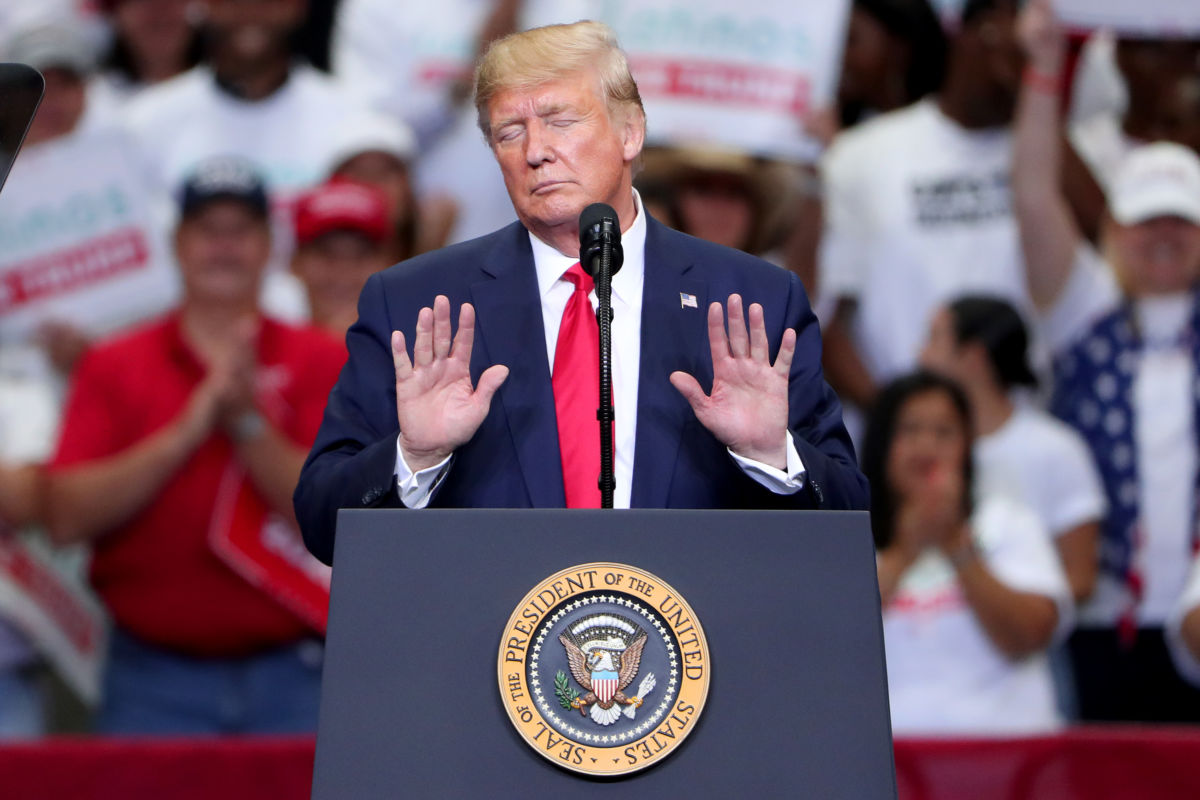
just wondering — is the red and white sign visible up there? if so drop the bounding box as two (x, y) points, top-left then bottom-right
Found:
(0, 533), (106, 704)
(0, 129), (179, 342)
(602, 0), (851, 161)
(208, 465), (330, 633)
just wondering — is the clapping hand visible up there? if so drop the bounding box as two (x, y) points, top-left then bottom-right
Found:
(669, 294), (795, 470)
(894, 464), (967, 557)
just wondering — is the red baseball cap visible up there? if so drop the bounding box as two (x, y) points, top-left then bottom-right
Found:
(294, 180), (390, 246)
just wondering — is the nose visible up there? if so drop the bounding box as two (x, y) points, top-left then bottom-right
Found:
(524, 121), (555, 167)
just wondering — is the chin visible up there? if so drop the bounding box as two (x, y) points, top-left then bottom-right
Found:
(523, 198), (587, 231)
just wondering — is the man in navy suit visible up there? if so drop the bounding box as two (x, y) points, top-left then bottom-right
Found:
(296, 21), (867, 564)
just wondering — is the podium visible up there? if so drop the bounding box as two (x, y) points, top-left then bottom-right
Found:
(312, 510), (896, 798)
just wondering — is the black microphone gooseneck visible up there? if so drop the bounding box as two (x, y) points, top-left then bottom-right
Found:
(578, 203), (624, 509)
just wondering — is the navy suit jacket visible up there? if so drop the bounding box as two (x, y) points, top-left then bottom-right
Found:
(296, 216), (868, 564)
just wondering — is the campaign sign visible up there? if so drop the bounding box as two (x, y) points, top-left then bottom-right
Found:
(600, 0), (852, 162)
(0, 129), (179, 342)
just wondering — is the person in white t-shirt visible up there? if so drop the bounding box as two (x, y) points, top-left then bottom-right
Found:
(123, 0), (391, 320)
(0, 20), (179, 381)
(864, 370), (1071, 735)
(919, 295), (1105, 602)
(818, 0), (1030, 443)
(86, 0), (203, 128)
(1013, 0), (1200, 721)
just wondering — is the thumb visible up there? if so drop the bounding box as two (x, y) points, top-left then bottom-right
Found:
(474, 364), (510, 406)
(669, 370), (707, 410)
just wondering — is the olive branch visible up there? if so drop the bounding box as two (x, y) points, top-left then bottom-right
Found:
(555, 670), (580, 710)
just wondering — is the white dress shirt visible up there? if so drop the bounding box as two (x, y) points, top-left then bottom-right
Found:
(394, 191), (806, 508)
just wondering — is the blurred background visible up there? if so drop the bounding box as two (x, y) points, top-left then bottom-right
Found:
(0, 0), (1198, 797)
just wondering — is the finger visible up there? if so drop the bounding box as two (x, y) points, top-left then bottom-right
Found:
(432, 295), (452, 359)
(473, 364), (510, 407)
(392, 330), (412, 380)
(669, 370), (708, 411)
(726, 294), (749, 358)
(773, 327), (796, 377)
(451, 302), (476, 362)
(748, 303), (768, 363)
(706, 302), (730, 365)
(413, 305), (434, 367)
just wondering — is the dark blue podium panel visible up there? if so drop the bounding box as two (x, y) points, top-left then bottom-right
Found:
(313, 509), (895, 798)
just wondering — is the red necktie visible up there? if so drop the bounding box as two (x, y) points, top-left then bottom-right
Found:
(553, 263), (601, 508)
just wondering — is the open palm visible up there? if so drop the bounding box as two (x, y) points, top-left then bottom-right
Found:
(392, 296), (509, 471)
(669, 294), (794, 469)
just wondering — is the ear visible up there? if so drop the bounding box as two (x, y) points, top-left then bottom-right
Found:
(621, 107), (646, 164)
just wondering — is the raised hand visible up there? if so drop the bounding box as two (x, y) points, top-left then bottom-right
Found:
(669, 294), (795, 469)
(393, 295), (509, 471)
(894, 464), (967, 556)
(1017, 0), (1065, 73)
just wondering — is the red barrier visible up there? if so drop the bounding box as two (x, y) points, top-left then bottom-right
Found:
(0, 736), (315, 800)
(1, 727), (1199, 799)
(895, 727), (1200, 800)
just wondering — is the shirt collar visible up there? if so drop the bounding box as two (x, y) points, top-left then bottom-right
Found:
(530, 190), (647, 304)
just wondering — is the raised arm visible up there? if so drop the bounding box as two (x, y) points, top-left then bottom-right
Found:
(1012, 0), (1084, 312)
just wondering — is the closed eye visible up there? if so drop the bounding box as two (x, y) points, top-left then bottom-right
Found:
(494, 125), (524, 143)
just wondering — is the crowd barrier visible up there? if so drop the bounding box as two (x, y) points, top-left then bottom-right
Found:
(0, 727), (1198, 798)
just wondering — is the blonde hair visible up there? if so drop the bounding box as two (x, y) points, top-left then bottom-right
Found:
(474, 20), (644, 141)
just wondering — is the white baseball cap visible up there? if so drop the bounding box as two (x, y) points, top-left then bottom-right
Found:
(1109, 142), (1200, 226)
(326, 112), (418, 175)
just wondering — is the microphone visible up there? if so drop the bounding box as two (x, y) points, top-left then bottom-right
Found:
(578, 203), (623, 278)
(577, 203), (621, 509)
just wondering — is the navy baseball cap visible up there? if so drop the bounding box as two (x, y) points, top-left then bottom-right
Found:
(179, 157), (270, 219)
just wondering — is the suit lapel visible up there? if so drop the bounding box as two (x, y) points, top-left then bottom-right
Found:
(470, 225), (565, 507)
(631, 219), (708, 508)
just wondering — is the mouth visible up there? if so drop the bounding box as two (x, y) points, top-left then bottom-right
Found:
(531, 180), (569, 195)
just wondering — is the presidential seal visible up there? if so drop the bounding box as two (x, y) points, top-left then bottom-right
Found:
(498, 563), (710, 776)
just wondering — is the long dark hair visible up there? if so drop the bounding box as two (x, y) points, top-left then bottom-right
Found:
(841, 0), (948, 127)
(860, 371), (974, 550)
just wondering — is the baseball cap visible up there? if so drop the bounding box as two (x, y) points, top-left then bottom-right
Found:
(1109, 142), (1200, 226)
(3, 20), (98, 76)
(326, 113), (417, 175)
(294, 180), (390, 246)
(179, 157), (270, 219)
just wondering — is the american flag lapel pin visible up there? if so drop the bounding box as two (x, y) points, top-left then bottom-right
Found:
(680, 292), (698, 309)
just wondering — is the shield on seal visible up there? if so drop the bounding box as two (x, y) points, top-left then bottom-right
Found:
(592, 669), (619, 703)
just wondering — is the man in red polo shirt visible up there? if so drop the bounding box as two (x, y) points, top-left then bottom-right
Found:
(45, 158), (346, 734)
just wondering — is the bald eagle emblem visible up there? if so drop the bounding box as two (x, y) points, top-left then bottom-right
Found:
(556, 613), (657, 726)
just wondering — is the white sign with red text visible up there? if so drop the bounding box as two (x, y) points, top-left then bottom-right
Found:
(0, 533), (106, 704)
(600, 0), (852, 162)
(0, 128), (179, 342)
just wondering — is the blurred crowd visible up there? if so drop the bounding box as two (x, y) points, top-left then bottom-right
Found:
(0, 0), (1197, 741)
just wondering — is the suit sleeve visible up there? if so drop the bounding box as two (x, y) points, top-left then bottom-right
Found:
(294, 272), (404, 565)
(781, 271), (871, 511)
